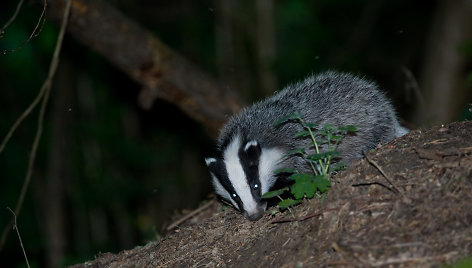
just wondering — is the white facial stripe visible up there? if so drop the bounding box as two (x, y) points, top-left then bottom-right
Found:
(224, 135), (259, 213)
(259, 148), (284, 194)
(211, 173), (239, 209)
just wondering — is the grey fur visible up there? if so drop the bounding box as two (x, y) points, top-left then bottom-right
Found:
(218, 71), (406, 167)
(210, 71), (408, 219)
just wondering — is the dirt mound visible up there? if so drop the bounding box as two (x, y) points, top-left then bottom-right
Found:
(71, 121), (472, 268)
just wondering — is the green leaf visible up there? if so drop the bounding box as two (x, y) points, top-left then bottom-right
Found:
(337, 126), (347, 132)
(295, 130), (311, 138)
(331, 162), (346, 172)
(337, 125), (357, 134)
(306, 151), (340, 162)
(269, 209), (278, 215)
(447, 256), (472, 268)
(289, 174), (331, 198)
(274, 167), (298, 175)
(288, 173), (313, 181)
(323, 124), (334, 132)
(304, 122), (318, 129)
(311, 137), (328, 146)
(278, 198), (302, 210)
(262, 187), (290, 199)
(313, 175), (331, 192)
(273, 111), (302, 127)
(331, 135), (342, 142)
(288, 173), (320, 199)
(282, 148), (305, 159)
(345, 125), (357, 132)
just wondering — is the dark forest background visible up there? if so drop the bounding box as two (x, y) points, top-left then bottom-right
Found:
(1, 0), (471, 267)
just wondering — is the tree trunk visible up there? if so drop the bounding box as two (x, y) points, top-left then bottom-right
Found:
(414, 0), (472, 126)
(43, 61), (74, 268)
(215, 0), (236, 89)
(215, 0), (256, 99)
(256, 0), (277, 96)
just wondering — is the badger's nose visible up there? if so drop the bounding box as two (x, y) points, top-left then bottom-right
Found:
(243, 201), (267, 221)
(244, 210), (264, 221)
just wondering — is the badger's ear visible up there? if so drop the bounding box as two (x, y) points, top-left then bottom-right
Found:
(205, 157), (222, 178)
(205, 157), (217, 167)
(244, 140), (261, 159)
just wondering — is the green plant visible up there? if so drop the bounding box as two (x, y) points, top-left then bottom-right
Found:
(262, 111), (356, 211)
(444, 256), (472, 268)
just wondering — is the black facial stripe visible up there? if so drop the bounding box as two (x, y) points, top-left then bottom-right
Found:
(208, 159), (244, 211)
(238, 142), (262, 200)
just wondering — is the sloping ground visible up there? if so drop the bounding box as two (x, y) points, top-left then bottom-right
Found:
(71, 121), (472, 268)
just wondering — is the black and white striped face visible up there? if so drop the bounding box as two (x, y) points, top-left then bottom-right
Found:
(205, 135), (283, 221)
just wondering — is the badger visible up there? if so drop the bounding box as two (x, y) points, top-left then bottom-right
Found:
(205, 71), (408, 221)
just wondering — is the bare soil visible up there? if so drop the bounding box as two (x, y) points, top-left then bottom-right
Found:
(71, 121), (472, 268)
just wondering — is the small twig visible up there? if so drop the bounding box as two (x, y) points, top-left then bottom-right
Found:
(270, 207), (340, 224)
(351, 181), (395, 192)
(166, 199), (215, 231)
(0, 0), (25, 37)
(422, 138), (448, 146)
(356, 202), (392, 212)
(0, 0), (48, 154)
(282, 237), (291, 247)
(364, 154), (399, 193)
(219, 198), (235, 209)
(402, 66), (425, 108)
(0, 0), (72, 252)
(7, 207), (30, 268)
(458, 146), (472, 153)
(365, 251), (458, 267)
(2, 0), (47, 54)
(277, 195), (295, 216)
(364, 153), (411, 203)
(326, 261), (359, 266)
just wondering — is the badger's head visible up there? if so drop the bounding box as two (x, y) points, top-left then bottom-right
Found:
(205, 135), (283, 221)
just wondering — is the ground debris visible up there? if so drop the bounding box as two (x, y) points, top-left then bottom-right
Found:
(70, 121), (472, 268)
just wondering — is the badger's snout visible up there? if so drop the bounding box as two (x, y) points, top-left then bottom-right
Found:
(243, 201), (267, 221)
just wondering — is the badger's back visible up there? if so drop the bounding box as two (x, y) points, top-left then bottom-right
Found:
(218, 71), (406, 168)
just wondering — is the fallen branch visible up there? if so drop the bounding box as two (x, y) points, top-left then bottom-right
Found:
(43, 0), (243, 136)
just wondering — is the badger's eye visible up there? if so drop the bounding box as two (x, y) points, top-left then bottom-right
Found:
(253, 183), (259, 189)
(231, 193), (238, 198)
